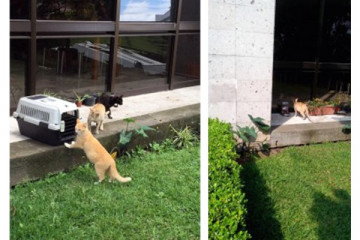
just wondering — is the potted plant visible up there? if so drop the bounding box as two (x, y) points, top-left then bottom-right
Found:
(82, 93), (98, 106)
(339, 100), (351, 114)
(73, 90), (89, 107)
(308, 98), (340, 116)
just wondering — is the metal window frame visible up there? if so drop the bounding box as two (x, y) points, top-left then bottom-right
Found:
(10, 0), (200, 97)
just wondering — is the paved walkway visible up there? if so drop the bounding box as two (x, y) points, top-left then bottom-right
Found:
(10, 86), (200, 143)
(271, 112), (351, 126)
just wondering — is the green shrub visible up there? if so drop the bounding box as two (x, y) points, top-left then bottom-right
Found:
(208, 118), (251, 239)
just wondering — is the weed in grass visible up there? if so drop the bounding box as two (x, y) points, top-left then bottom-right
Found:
(110, 118), (155, 158)
(171, 125), (199, 149)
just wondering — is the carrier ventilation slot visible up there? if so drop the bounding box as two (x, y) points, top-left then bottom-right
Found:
(20, 105), (50, 122)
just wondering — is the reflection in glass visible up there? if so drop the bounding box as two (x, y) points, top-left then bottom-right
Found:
(114, 36), (171, 94)
(274, 0), (318, 61)
(36, 38), (109, 100)
(181, 0), (200, 21)
(10, 0), (29, 19)
(321, 0), (350, 63)
(120, 0), (174, 21)
(10, 40), (28, 111)
(272, 0), (351, 112)
(37, 0), (114, 20)
(174, 34), (200, 84)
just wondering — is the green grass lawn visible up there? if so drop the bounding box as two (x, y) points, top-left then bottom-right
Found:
(10, 145), (200, 240)
(242, 142), (351, 240)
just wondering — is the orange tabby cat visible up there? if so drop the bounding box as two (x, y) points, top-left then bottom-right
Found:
(293, 98), (313, 122)
(88, 103), (107, 134)
(65, 119), (131, 184)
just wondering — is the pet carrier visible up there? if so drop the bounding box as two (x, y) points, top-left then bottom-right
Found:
(13, 95), (79, 145)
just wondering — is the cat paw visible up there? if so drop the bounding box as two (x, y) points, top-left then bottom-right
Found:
(64, 142), (71, 148)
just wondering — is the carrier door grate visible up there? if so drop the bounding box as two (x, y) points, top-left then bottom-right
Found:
(60, 113), (77, 138)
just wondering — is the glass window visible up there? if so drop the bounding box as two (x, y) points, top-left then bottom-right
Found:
(180, 0), (200, 21)
(274, 0), (319, 61)
(321, 0), (350, 63)
(114, 36), (171, 94)
(272, 0), (351, 112)
(10, 0), (29, 19)
(174, 34), (200, 84)
(10, 39), (28, 111)
(36, 38), (109, 100)
(37, 0), (114, 21)
(120, 0), (175, 22)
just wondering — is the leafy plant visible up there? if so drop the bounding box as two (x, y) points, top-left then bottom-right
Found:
(233, 114), (271, 160)
(170, 125), (198, 149)
(208, 118), (251, 239)
(149, 142), (162, 153)
(307, 98), (329, 107)
(110, 118), (155, 158)
(43, 89), (61, 98)
(73, 90), (89, 102)
(307, 98), (342, 111)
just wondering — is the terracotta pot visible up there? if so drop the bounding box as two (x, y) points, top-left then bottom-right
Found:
(75, 100), (82, 107)
(309, 107), (322, 116)
(309, 105), (338, 116)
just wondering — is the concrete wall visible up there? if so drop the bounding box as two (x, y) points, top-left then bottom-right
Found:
(208, 0), (276, 138)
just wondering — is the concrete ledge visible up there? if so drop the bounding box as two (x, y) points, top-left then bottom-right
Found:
(270, 120), (351, 148)
(10, 104), (200, 186)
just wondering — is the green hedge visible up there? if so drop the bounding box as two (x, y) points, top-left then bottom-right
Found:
(208, 118), (251, 239)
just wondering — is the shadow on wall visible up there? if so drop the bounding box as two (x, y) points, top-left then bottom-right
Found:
(310, 188), (350, 240)
(242, 161), (284, 240)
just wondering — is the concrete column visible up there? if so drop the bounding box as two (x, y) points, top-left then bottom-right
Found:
(209, 0), (276, 140)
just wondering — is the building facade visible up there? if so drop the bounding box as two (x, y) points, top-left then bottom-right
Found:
(209, 0), (275, 134)
(10, 0), (200, 113)
(209, 0), (350, 135)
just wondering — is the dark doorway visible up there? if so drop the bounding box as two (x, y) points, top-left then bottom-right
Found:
(272, 0), (350, 112)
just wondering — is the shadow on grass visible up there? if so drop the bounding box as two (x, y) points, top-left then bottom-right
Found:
(242, 161), (284, 240)
(310, 189), (350, 240)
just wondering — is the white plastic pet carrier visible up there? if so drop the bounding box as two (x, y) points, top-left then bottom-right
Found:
(13, 95), (79, 145)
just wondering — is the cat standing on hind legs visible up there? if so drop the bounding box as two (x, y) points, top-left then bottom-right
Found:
(64, 119), (131, 184)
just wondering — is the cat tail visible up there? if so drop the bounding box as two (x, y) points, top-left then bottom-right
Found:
(109, 162), (132, 183)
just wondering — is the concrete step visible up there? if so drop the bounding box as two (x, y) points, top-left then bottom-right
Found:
(270, 120), (351, 148)
(10, 104), (200, 186)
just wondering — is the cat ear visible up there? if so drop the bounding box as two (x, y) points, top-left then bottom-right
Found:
(82, 122), (88, 128)
(76, 119), (81, 124)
